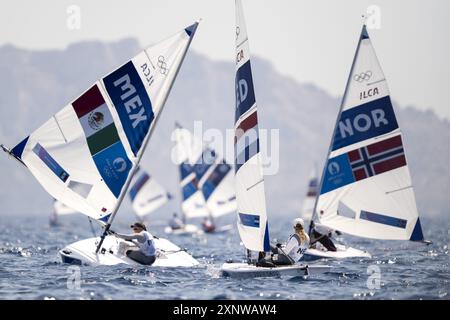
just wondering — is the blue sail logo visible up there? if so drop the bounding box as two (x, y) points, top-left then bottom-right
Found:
(332, 96), (399, 151)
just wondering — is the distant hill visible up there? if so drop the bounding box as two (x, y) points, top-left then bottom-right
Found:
(0, 38), (448, 218)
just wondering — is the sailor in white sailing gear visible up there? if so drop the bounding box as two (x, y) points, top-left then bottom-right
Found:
(201, 217), (216, 233)
(110, 222), (156, 265)
(260, 218), (310, 266)
(309, 216), (338, 252)
(168, 213), (184, 230)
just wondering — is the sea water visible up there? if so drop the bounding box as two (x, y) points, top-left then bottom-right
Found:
(0, 213), (448, 300)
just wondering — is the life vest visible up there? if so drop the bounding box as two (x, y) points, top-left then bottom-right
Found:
(285, 233), (310, 262)
(138, 231), (156, 257)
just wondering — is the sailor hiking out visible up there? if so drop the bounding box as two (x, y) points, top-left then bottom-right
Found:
(109, 222), (156, 265)
(257, 218), (310, 267)
(309, 217), (340, 252)
(168, 213), (185, 230)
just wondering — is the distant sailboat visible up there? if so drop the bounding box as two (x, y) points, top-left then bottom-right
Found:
(221, 0), (329, 277)
(49, 200), (78, 227)
(164, 123), (206, 235)
(306, 23), (429, 259)
(170, 123), (236, 234)
(1, 22), (201, 267)
(129, 166), (172, 222)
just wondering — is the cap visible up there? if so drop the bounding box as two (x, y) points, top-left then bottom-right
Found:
(130, 222), (147, 231)
(293, 218), (304, 228)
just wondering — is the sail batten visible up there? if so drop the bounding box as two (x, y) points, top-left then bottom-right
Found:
(314, 24), (424, 241)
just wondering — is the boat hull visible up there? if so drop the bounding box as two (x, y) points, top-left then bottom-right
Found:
(59, 235), (199, 267)
(220, 262), (331, 278)
(164, 224), (201, 236)
(303, 243), (371, 260)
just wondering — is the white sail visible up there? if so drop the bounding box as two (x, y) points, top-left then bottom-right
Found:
(174, 124), (209, 219)
(175, 124), (237, 219)
(7, 23), (199, 224)
(234, 0), (270, 252)
(300, 169), (318, 220)
(54, 200), (78, 216)
(199, 159), (237, 218)
(129, 167), (171, 219)
(314, 25), (424, 241)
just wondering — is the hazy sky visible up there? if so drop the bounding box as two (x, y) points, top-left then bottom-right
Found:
(1, 0), (449, 120)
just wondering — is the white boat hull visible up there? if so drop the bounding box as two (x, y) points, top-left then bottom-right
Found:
(202, 224), (233, 234)
(59, 235), (199, 267)
(304, 243), (371, 260)
(220, 262), (331, 278)
(164, 224), (201, 236)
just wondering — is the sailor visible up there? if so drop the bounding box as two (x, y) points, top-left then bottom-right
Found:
(201, 217), (216, 233)
(109, 222), (156, 265)
(309, 217), (338, 252)
(49, 210), (59, 227)
(258, 218), (310, 267)
(168, 213), (184, 230)
(274, 218), (310, 265)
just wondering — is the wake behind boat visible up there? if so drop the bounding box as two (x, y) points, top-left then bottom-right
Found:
(304, 243), (371, 261)
(221, 262), (330, 278)
(1, 21), (201, 268)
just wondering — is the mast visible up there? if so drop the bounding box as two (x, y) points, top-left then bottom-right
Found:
(309, 23), (367, 234)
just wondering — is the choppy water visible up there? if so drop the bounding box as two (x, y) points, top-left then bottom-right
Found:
(0, 213), (448, 300)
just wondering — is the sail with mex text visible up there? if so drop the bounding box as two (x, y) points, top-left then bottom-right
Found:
(314, 25), (424, 241)
(6, 22), (200, 225)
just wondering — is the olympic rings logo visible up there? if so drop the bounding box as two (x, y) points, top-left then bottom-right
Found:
(353, 71), (373, 82)
(157, 55), (168, 75)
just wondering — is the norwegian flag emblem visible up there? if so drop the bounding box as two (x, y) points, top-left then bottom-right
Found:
(348, 135), (407, 181)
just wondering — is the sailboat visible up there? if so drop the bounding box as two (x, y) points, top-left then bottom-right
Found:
(302, 167), (370, 259)
(221, 0), (330, 278)
(49, 200), (78, 226)
(300, 167), (319, 220)
(168, 123), (236, 234)
(305, 23), (429, 260)
(1, 22), (201, 267)
(129, 166), (172, 223)
(164, 123), (207, 235)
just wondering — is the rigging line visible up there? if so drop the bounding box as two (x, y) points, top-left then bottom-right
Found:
(53, 115), (68, 143)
